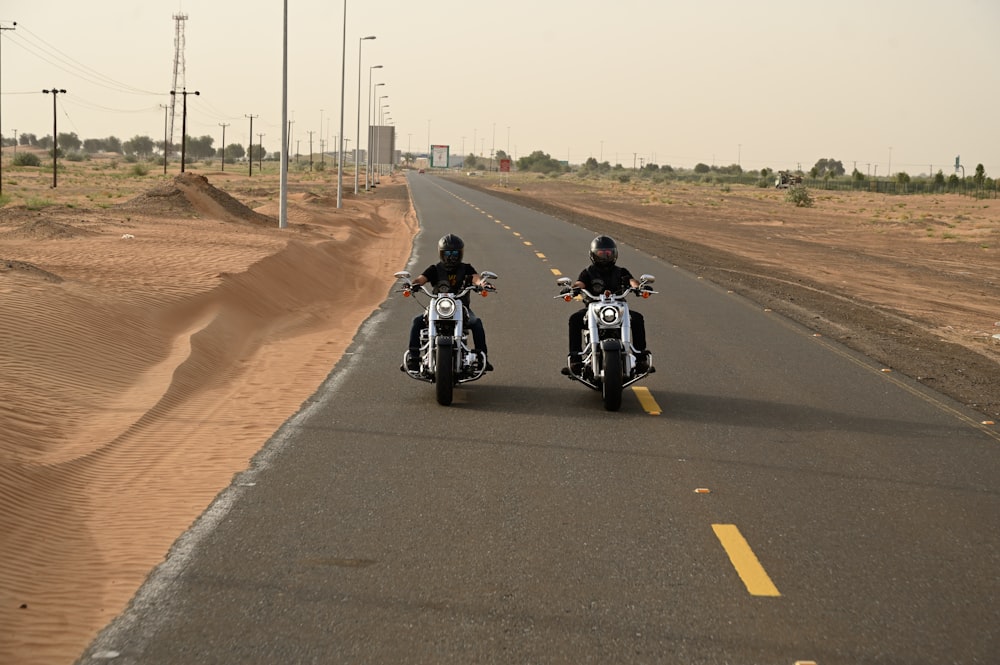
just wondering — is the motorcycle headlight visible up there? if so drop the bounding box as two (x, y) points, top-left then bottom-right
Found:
(435, 297), (457, 319)
(599, 305), (620, 326)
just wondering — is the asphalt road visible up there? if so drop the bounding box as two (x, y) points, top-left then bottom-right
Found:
(80, 173), (1000, 664)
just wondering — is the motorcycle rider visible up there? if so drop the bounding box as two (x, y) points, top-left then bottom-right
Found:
(405, 233), (493, 372)
(565, 235), (649, 374)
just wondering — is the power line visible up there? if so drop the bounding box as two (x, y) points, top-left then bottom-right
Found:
(6, 23), (160, 95)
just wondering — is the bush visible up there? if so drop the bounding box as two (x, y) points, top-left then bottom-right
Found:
(785, 185), (814, 207)
(13, 152), (41, 167)
(129, 163), (149, 177)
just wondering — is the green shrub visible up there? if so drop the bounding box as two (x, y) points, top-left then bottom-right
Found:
(13, 152), (41, 167)
(785, 185), (814, 207)
(130, 163), (149, 176)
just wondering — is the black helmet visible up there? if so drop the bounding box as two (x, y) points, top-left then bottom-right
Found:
(589, 235), (618, 266)
(438, 234), (465, 268)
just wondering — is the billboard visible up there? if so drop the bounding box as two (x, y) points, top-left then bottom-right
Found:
(430, 144), (449, 169)
(369, 126), (396, 165)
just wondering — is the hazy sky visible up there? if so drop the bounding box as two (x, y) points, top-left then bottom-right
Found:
(2, 0), (998, 175)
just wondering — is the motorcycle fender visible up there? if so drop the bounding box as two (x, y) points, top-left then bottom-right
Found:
(600, 339), (622, 353)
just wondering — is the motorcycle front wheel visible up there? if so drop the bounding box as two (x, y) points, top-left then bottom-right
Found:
(435, 341), (454, 406)
(601, 348), (623, 411)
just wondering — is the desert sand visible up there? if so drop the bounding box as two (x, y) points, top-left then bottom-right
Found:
(1, 165), (416, 664)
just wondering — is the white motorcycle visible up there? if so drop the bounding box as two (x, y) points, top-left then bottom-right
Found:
(556, 274), (657, 411)
(396, 270), (498, 406)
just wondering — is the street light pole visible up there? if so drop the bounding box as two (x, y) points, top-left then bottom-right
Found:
(368, 78), (383, 190)
(42, 87), (66, 188)
(170, 88), (199, 172)
(335, 0), (347, 209)
(377, 97), (388, 183)
(355, 35), (375, 194)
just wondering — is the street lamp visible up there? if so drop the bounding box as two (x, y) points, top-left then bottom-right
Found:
(368, 80), (384, 189)
(335, 0), (346, 209)
(355, 35), (375, 194)
(170, 88), (200, 172)
(375, 94), (387, 184)
(42, 87), (66, 188)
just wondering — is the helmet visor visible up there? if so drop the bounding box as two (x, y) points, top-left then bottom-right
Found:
(593, 248), (615, 262)
(442, 250), (461, 258)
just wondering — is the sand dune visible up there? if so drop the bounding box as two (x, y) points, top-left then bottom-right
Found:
(0, 173), (417, 664)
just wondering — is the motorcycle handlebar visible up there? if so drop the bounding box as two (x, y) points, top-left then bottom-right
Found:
(555, 285), (657, 301)
(399, 280), (497, 298)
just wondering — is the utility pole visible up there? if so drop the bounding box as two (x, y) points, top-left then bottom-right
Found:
(218, 123), (229, 171)
(160, 104), (169, 174)
(246, 114), (258, 175)
(42, 87), (66, 188)
(0, 21), (17, 195)
(307, 130), (314, 171)
(257, 133), (265, 173)
(170, 88), (199, 172)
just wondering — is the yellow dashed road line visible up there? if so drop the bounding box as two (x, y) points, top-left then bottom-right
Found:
(632, 387), (661, 415)
(712, 524), (781, 597)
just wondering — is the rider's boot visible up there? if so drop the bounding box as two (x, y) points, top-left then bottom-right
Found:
(562, 352), (584, 376)
(404, 348), (420, 372)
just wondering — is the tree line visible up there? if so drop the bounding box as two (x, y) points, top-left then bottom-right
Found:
(2, 132), (263, 163)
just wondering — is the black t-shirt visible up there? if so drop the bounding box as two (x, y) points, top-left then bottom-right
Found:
(421, 262), (477, 306)
(577, 264), (633, 295)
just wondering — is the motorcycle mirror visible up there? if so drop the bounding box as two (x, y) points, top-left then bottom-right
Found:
(481, 270), (499, 280)
(394, 271), (411, 280)
(556, 277), (572, 287)
(639, 274), (655, 284)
